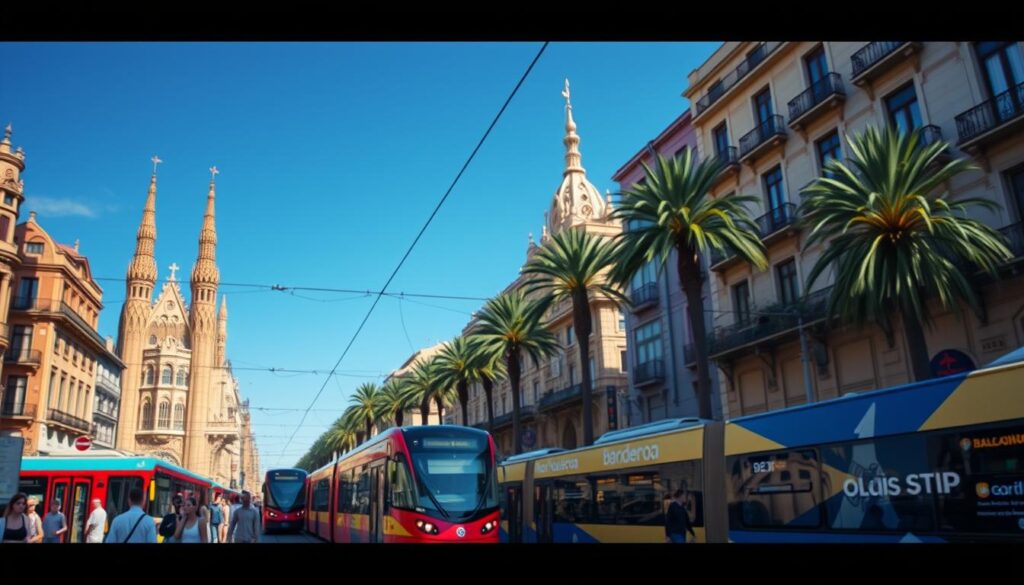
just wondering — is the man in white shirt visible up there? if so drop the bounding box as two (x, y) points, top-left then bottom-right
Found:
(105, 488), (157, 544)
(84, 499), (107, 543)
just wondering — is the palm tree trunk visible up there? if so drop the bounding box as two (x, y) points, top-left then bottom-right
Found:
(395, 409), (404, 427)
(572, 289), (595, 446)
(365, 418), (372, 440)
(508, 348), (523, 455)
(457, 380), (469, 426)
(678, 245), (714, 420)
(420, 397), (431, 426)
(902, 310), (933, 381)
(483, 376), (495, 436)
(435, 395), (445, 424)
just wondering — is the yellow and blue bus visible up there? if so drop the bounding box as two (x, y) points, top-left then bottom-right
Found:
(500, 346), (1024, 543)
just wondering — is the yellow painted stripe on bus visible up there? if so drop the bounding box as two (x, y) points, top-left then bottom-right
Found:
(724, 422), (786, 456)
(384, 516), (413, 537)
(532, 427), (704, 478)
(919, 362), (1024, 431)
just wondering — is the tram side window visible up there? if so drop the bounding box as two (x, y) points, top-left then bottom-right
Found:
(552, 477), (592, 524)
(151, 475), (173, 516)
(660, 461), (704, 527)
(17, 477), (48, 516)
(592, 472), (665, 526)
(389, 456), (416, 510)
(336, 469), (353, 514)
(728, 449), (823, 529)
(354, 466), (371, 515)
(106, 476), (144, 518)
(314, 479), (330, 512)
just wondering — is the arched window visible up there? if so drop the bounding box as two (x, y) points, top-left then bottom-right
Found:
(158, 401), (170, 429)
(141, 401), (153, 430)
(184, 371), (190, 387)
(176, 369), (186, 386)
(161, 366), (172, 385)
(145, 366), (155, 385)
(173, 403), (185, 430)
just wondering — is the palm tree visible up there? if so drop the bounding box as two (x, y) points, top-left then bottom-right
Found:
(404, 356), (443, 425)
(472, 291), (560, 455)
(800, 125), (1011, 381)
(466, 337), (507, 435)
(523, 226), (627, 446)
(611, 150), (767, 420)
(326, 416), (359, 455)
(376, 377), (418, 428)
(347, 382), (382, 439)
(435, 336), (478, 426)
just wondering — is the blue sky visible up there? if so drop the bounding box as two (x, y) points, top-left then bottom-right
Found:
(0, 41), (720, 469)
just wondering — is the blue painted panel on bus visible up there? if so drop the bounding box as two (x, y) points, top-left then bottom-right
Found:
(551, 522), (599, 543)
(729, 374), (966, 449)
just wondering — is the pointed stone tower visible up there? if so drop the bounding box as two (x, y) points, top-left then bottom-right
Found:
(115, 159), (160, 450)
(184, 167), (221, 472)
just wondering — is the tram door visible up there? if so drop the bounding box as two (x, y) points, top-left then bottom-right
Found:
(68, 480), (91, 543)
(369, 463), (386, 543)
(505, 484), (523, 543)
(534, 483), (553, 543)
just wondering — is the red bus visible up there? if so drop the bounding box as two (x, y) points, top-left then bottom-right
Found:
(261, 468), (307, 532)
(306, 425), (499, 543)
(16, 456), (215, 543)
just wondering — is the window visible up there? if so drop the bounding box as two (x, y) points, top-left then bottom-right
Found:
(776, 259), (800, 306)
(753, 87), (774, 126)
(149, 335), (157, 346)
(1, 376), (27, 415)
(620, 350), (628, 373)
(173, 404), (184, 430)
(14, 277), (37, 309)
(732, 281), (751, 326)
(161, 366), (172, 385)
(816, 131), (842, 177)
(389, 456), (416, 510)
(141, 401), (153, 430)
(58, 374), (67, 413)
(804, 46), (829, 88)
(762, 166), (787, 218)
(145, 366), (154, 386)
(10, 325), (32, 361)
(631, 260), (657, 296)
(727, 449), (823, 529)
(569, 364), (576, 386)
(635, 320), (663, 367)
(353, 466), (371, 515)
(176, 369), (186, 386)
(158, 401), (170, 429)
(26, 242), (44, 254)
(617, 310), (625, 331)
(707, 79), (724, 101)
(885, 83), (922, 133)
(566, 325), (574, 346)
(104, 476), (144, 519)
(551, 354), (562, 377)
(0, 215), (9, 242)
(975, 41), (1024, 122)
(48, 368), (58, 409)
(313, 479), (330, 512)
(713, 122), (730, 158)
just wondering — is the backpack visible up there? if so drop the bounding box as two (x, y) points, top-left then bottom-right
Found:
(158, 513), (177, 538)
(209, 504), (223, 524)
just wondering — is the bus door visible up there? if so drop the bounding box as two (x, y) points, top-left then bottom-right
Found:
(369, 462), (386, 543)
(51, 477), (71, 528)
(505, 483), (523, 543)
(68, 480), (92, 543)
(534, 483), (553, 543)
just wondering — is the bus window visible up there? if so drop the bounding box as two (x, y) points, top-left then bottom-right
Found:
(18, 477), (48, 515)
(660, 461), (704, 527)
(105, 476), (144, 518)
(728, 449), (823, 529)
(151, 475), (172, 517)
(389, 456), (416, 510)
(552, 478), (592, 524)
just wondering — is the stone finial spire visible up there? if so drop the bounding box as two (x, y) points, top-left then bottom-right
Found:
(127, 161), (159, 284)
(562, 78), (584, 176)
(191, 166), (220, 288)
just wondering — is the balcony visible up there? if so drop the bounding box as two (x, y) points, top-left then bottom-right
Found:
(485, 405), (536, 430)
(850, 42), (921, 86)
(632, 359), (664, 387)
(1001, 222), (1024, 261)
(709, 204), (799, 272)
(630, 282), (659, 312)
(10, 297), (106, 350)
(539, 384), (582, 412)
(708, 286), (833, 359)
(788, 73), (846, 131)
(4, 348), (42, 366)
(739, 115), (787, 164)
(708, 146), (741, 188)
(955, 81), (1024, 151)
(694, 41), (786, 119)
(47, 408), (91, 433)
(0, 402), (36, 418)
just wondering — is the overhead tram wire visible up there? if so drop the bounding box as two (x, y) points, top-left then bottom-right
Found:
(276, 42), (550, 464)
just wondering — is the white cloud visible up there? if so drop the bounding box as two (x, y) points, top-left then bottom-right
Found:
(28, 197), (98, 219)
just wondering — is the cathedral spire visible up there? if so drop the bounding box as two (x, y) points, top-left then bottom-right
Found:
(127, 159), (159, 285)
(547, 80), (609, 234)
(191, 166), (220, 289)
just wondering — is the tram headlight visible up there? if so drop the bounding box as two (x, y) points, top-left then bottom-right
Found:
(480, 521), (497, 534)
(415, 519), (440, 535)
(268, 510), (278, 518)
